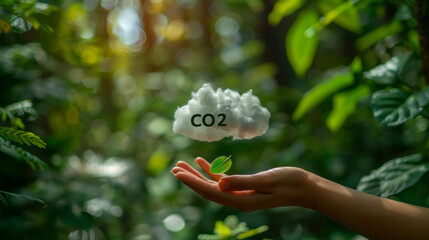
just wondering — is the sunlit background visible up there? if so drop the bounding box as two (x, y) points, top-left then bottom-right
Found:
(1, 0), (429, 239)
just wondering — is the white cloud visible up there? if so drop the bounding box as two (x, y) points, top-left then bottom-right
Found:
(173, 84), (270, 142)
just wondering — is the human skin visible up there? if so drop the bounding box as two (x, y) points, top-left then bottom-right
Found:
(171, 157), (429, 240)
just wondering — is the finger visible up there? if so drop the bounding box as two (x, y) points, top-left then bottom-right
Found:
(218, 173), (272, 192)
(176, 161), (209, 181)
(195, 157), (227, 181)
(174, 171), (271, 211)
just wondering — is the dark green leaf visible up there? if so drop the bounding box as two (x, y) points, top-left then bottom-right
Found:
(0, 136), (48, 171)
(286, 9), (319, 78)
(210, 155), (232, 174)
(0, 190), (46, 206)
(371, 86), (429, 126)
(357, 154), (429, 197)
(364, 54), (410, 84)
(292, 72), (354, 121)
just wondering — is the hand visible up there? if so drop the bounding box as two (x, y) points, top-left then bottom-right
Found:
(171, 157), (312, 212)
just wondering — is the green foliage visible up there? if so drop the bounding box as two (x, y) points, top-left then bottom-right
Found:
(371, 86), (429, 126)
(0, 136), (47, 171)
(286, 9), (319, 78)
(0, 127), (46, 148)
(268, 0), (305, 25)
(0, 0), (58, 34)
(356, 21), (403, 51)
(317, 0), (361, 33)
(0, 100), (47, 173)
(0, 190), (46, 206)
(327, 85), (370, 132)
(210, 155), (232, 174)
(292, 71), (354, 121)
(364, 54), (411, 85)
(0, 100), (37, 129)
(357, 154), (429, 197)
(198, 215), (269, 240)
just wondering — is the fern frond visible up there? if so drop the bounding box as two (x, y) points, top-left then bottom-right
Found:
(0, 190), (46, 206)
(0, 136), (48, 171)
(0, 100), (37, 128)
(0, 127), (46, 148)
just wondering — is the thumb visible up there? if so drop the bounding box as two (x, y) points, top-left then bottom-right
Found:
(218, 174), (268, 191)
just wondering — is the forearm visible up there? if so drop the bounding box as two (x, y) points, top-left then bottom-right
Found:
(305, 173), (429, 240)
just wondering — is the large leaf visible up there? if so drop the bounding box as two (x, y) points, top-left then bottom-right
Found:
(268, 0), (305, 25)
(292, 72), (354, 121)
(286, 9), (319, 78)
(364, 54), (410, 85)
(356, 21), (403, 50)
(357, 154), (429, 197)
(317, 0), (361, 33)
(210, 155), (232, 174)
(327, 85), (370, 132)
(371, 86), (429, 126)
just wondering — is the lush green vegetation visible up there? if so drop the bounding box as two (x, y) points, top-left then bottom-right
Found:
(1, 0), (429, 239)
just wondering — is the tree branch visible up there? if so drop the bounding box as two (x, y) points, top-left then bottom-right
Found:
(415, 0), (429, 84)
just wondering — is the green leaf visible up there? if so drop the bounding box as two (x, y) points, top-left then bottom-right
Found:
(0, 127), (47, 148)
(327, 85), (370, 132)
(357, 154), (429, 197)
(364, 54), (410, 84)
(0, 137), (48, 171)
(224, 215), (239, 230)
(0, 192), (7, 206)
(292, 72), (354, 121)
(356, 21), (403, 51)
(286, 9), (319, 78)
(210, 156), (232, 174)
(317, 0), (361, 33)
(237, 225), (269, 239)
(268, 0), (305, 25)
(0, 190), (46, 206)
(214, 220), (231, 237)
(371, 86), (429, 126)
(197, 234), (222, 240)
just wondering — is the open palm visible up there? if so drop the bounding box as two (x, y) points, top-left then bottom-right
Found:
(171, 157), (310, 212)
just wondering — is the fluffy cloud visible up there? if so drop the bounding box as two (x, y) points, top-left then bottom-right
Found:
(173, 84), (270, 142)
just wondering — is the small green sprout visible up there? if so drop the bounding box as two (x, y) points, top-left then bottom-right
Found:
(210, 155), (232, 174)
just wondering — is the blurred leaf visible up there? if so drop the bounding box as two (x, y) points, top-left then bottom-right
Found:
(286, 9), (319, 78)
(356, 21), (403, 51)
(268, 0), (305, 25)
(0, 127), (47, 148)
(357, 154), (429, 197)
(0, 190), (46, 206)
(292, 72), (354, 121)
(327, 85), (370, 132)
(0, 19), (12, 34)
(224, 215), (239, 230)
(364, 54), (410, 84)
(147, 147), (170, 175)
(317, 0), (361, 33)
(350, 56), (363, 73)
(197, 234), (222, 240)
(210, 155), (232, 174)
(237, 225), (269, 239)
(214, 220), (231, 237)
(371, 86), (429, 126)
